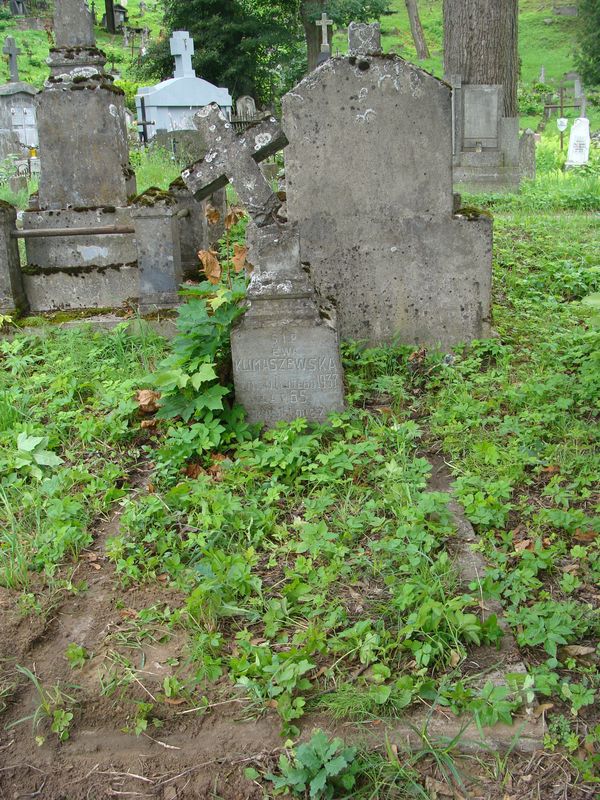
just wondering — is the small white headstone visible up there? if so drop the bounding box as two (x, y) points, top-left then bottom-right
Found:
(566, 117), (590, 167)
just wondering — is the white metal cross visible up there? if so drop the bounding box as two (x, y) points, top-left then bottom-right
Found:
(316, 12), (333, 52)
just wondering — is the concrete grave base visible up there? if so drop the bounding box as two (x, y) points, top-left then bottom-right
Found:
(23, 207), (136, 269)
(300, 214), (493, 347)
(23, 263), (139, 312)
(22, 206), (138, 312)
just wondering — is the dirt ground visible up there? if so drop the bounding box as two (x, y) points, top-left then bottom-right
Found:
(0, 473), (596, 799)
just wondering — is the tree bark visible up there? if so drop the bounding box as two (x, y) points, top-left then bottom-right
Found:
(405, 0), (430, 60)
(105, 0), (116, 33)
(443, 0), (518, 117)
(301, 0), (326, 73)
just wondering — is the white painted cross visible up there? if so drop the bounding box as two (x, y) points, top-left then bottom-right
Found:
(3, 36), (20, 82)
(316, 12), (334, 54)
(170, 30), (195, 79)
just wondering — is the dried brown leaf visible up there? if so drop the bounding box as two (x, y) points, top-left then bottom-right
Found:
(533, 702), (554, 718)
(573, 529), (598, 543)
(232, 243), (248, 273)
(136, 389), (160, 414)
(198, 249), (222, 285)
(560, 645), (596, 658)
(514, 539), (533, 552)
(224, 205), (246, 230)
(205, 203), (221, 225)
(140, 419), (158, 429)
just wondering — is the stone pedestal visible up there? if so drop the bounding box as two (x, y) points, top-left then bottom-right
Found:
(0, 202), (27, 314)
(36, 76), (135, 210)
(132, 193), (183, 310)
(22, 206), (138, 311)
(231, 222), (345, 426)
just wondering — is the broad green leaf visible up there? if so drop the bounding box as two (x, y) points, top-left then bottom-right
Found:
(17, 433), (45, 452)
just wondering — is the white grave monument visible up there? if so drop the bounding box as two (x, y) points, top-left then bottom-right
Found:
(135, 31), (232, 141)
(566, 117), (591, 168)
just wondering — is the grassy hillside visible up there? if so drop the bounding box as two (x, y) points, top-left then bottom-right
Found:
(0, 1), (586, 89)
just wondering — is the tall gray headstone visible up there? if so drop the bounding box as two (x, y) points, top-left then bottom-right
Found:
(282, 24), (492, 347)
(180, 104), (345, 426)
(53, 0), (95, 48)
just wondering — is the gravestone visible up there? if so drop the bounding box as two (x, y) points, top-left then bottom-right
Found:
(0, 82), (38, 156)
(566, 117), (590, 167)
(0, 201), (27, 314)
(348, 21), (382, 54)
(49, 0), (106, 75)
(135, 31), (232, 142)
(22, 0), (139, 311)
(449, 74), (529, 191)
(236, 95), (257, 118)
(283, 22), (493, 347)
(182, 104), (345, 426)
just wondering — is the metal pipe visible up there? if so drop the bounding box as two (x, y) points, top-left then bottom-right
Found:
(12, 225), (135, 239)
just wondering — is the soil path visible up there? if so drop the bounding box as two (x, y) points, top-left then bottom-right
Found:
(0, 460), (547, 799)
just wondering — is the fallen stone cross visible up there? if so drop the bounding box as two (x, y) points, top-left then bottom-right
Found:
(183, 104), (286, 227)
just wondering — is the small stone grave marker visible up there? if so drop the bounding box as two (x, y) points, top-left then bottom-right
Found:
(566, 117), (590, 167)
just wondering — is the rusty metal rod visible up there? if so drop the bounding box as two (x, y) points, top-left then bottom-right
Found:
(12, 225), (135, 239)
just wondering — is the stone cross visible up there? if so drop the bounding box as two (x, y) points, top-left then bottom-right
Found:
(3, 37), (21, 82)
(170, 30), (194, 79)
(182, 104), (287, 226)
(316, 12), (333, 57)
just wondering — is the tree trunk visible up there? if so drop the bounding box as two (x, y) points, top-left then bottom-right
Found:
(443, 0), (518, 117)
(301, 0), (325, 73)
(105, 0), (116, 33)
(405, 0), (430, 60)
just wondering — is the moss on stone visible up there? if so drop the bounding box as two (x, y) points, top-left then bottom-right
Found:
(456, 206), (493, 220)
(131, 186), (177, 207)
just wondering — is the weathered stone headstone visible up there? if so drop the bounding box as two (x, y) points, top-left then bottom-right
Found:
(539, 65), (545, 83)
(21, 0), (139, 312)
(566, 117), (590, 168)
(348, 21), (382, 54)
(0, 81), (38, 155)
(283, 23), (493, 347)
(181, 103), (345, 426)
(53, 0), (94, 48)
(49, 0), (106, 75)
(232, 222), (345, 426)
(236, 95), (257, 118)
(3, 37), (21, 82)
